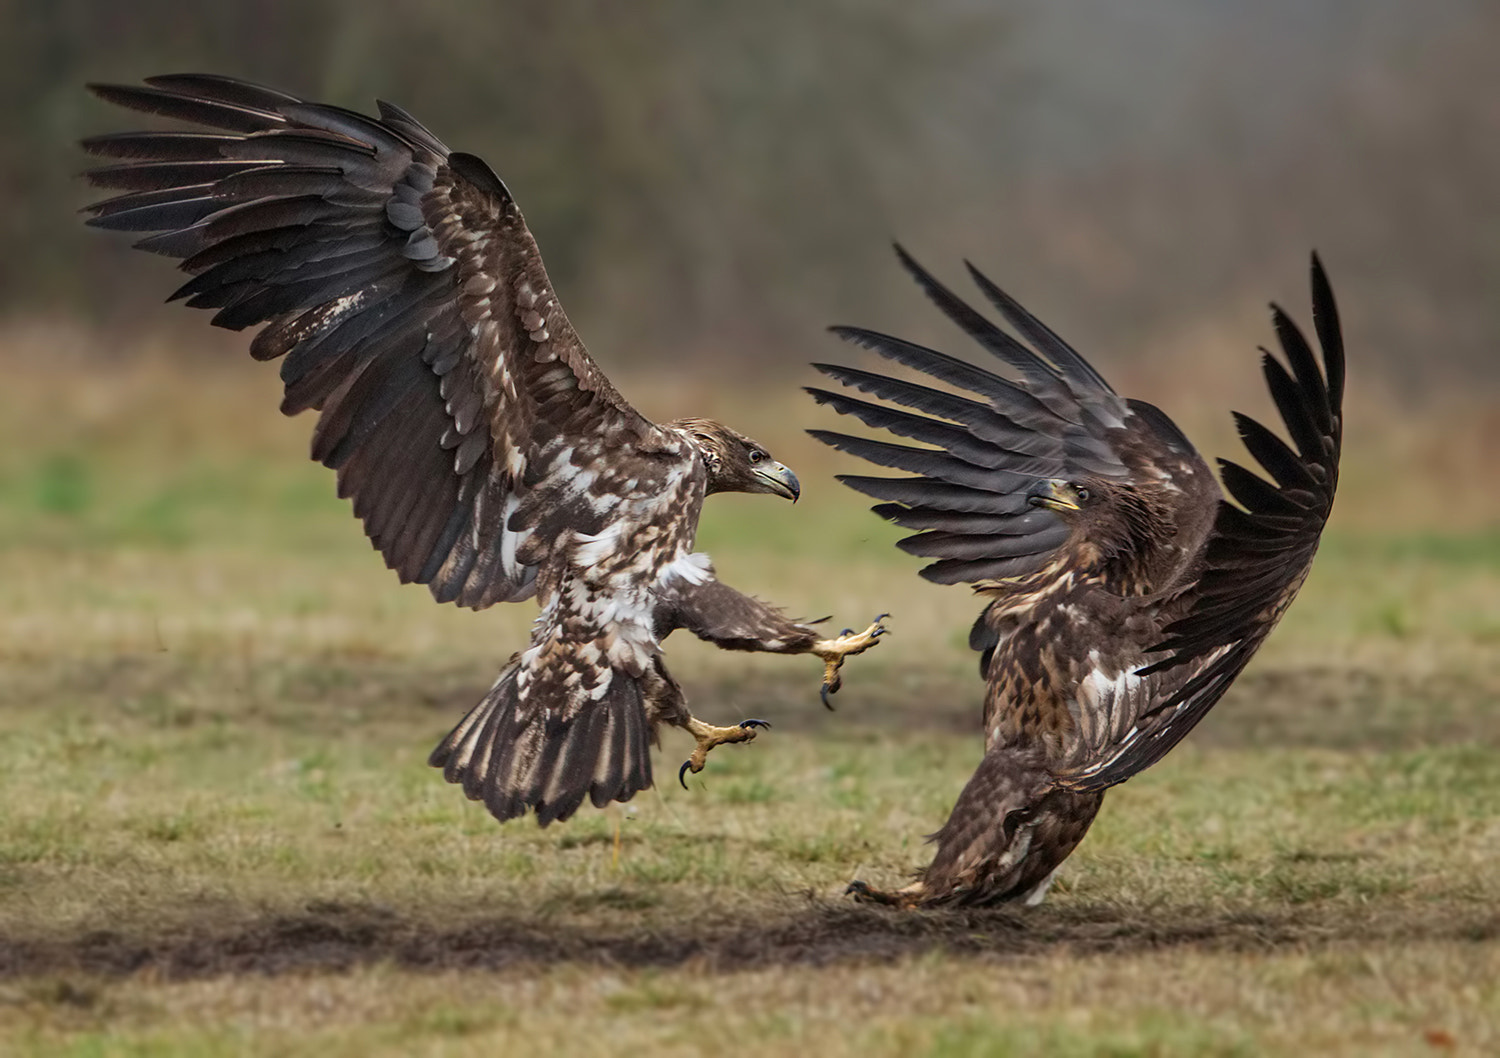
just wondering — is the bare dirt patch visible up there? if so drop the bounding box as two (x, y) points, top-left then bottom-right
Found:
(4, 897), (1496, 981)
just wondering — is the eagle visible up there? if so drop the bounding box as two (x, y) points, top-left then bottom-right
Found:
(809, 248), (1343, 906)
(81, 73), (886, 826)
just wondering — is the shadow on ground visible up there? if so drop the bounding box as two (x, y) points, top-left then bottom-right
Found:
(3, 898), (1496, 980)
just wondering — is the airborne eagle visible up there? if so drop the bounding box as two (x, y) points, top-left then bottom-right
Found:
(82, 73), (886, 826)
(810, 249), (1343, 906)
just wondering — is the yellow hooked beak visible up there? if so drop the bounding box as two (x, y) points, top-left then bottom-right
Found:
(753, 461), (801, 502)
(1027, 478), (1081, 513)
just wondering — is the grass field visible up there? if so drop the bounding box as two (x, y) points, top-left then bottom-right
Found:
(1, 331), (1499, 1055)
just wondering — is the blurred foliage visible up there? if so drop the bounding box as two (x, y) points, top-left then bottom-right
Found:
(0, 0), (1498, 389)
(0, 0), (1006, 360)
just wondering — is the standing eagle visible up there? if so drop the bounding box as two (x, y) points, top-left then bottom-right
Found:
(810, 249), (1343, 906)
(82, 73), (886, 826)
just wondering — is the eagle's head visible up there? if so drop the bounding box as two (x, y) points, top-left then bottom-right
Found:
(1026, 476), (1179, 592)
(669, 418), (800, 501)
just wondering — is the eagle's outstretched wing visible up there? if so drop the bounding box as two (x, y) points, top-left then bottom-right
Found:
(1059, 255), (1344, 791)
(808, 245), (1215, 586)
(83, 73), (665, 609)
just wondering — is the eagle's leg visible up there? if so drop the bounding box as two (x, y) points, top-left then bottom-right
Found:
(676, 716), (772, 788)
(811, 614), (890, 707)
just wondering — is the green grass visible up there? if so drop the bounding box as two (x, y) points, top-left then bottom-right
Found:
(2, 349), (1499, 1055)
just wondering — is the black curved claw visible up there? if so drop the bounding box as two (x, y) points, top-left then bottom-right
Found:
(678, 760), (694, 789)
(845, 879), (903, 907)
(874, 612), (891, 623)
(820, 681), (839, 710)
(839, 628), (854, 637)
(739, 718), (771, 730)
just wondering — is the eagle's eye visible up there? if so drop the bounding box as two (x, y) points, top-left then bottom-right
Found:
(748, 450), (764, 465)
(1073, 485), (1091, 503)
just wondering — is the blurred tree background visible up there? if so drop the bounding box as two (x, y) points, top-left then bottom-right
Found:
(1, 0), (1498, 391)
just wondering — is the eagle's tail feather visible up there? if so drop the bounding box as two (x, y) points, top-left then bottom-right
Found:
(429, 661), (654, 826)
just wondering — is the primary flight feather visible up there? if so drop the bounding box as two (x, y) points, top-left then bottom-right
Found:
(82, 73), (886, 826)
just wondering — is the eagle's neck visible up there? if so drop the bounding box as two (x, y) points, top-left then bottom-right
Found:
(1085, 489), (1185, 596)
(665, 422), (730, 496)
(981, 562), (1084, 618)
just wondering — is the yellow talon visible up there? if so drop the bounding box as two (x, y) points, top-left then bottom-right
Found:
(677, 717), (771, 787)
(812, 614), (889, 708)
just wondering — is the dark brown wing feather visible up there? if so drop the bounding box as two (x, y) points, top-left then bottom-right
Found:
(83, 73), (660, 609)
(1061, 254), (1345, 791)
(808, 246), (1209, 584)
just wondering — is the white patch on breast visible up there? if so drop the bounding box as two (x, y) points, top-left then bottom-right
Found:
(1083, 666), (1142, 706)
(572, 523), (626, 570)
(658, 551), (713, 587)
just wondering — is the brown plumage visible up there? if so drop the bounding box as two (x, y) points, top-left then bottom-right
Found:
(810, 247), (1344, 906)
(82, 73), (886, 826)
